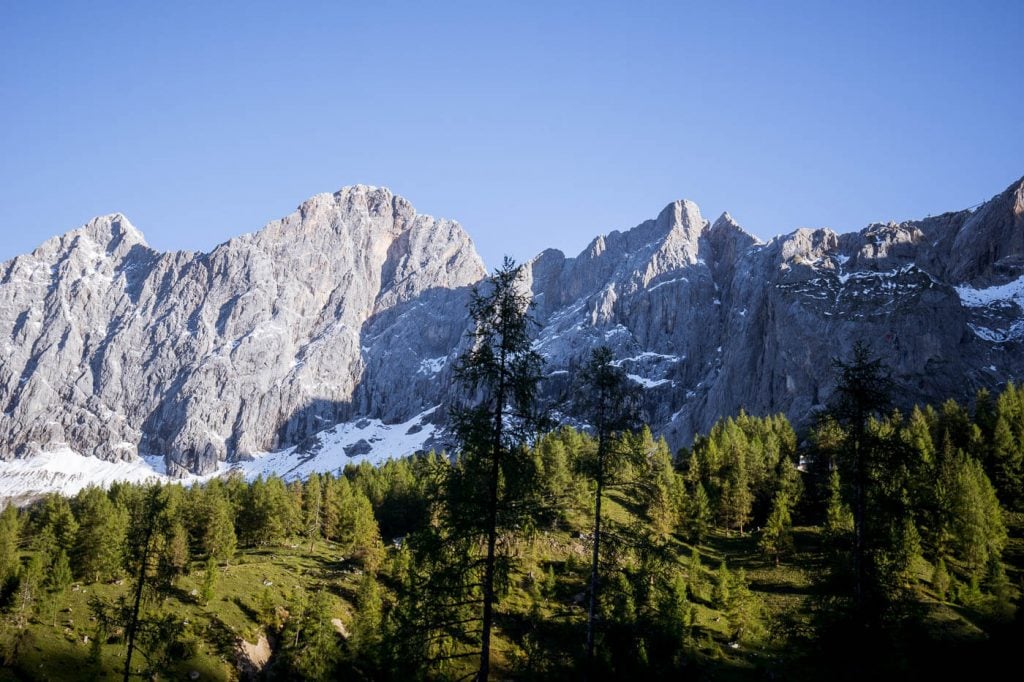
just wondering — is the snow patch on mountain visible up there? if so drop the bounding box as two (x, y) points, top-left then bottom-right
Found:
(955, 274), (1024, 308)
(237, 406), (440, 481)
(0, 407), (442, 502)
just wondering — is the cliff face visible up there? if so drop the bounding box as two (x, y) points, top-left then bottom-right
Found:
(524, 177), (1024, 446)
(2, 177), (1023, 477)
(0, 186), (485, 475)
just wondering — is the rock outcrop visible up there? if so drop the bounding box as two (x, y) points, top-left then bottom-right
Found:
(2, 177), (1023, 477)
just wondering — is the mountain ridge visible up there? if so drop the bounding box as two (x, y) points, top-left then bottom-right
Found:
(2, 177), (1024, 489)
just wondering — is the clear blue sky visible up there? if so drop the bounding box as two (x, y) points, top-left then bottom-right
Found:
(2, 1), (1021, 269)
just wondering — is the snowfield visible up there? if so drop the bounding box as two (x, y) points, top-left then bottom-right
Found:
(0, 407), (442, 502)
(955, 274), (1024, 308)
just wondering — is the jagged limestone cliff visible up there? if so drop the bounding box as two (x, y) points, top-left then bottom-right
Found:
(2, 177), (1022, 478)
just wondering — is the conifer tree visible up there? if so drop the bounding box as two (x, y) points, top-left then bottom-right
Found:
(350, 572), (384, 671)
(828, 342), (892, 618)
(15, 554), (44, 628)
(46, 549), (72, 627)
(931, 558), (950, 601)
(286, 589), (339, 680)
(324, 475), (352, 543)
(200, 488), (236, 562)
(157, 520), (190, 589)
(304, 474), (324, 552)
(0, 504), (20, 585)
(713, 561), (731, 610)
(946, 454), (1006, 577)
(824, 469), (853, 539)
(450, 257), (544, 681)
(759, 489), (793, 565)
(720, 452), (753, 534)
(119, 484), (167, 681)
(72, 487), (127, 583)
(688, 547), (704, 601)
(321, 474), (342, 543)
(689, 483), (712, 542)
(725, 568), (762, 642)
(200, 555), (218, 607)
(33, 494), (78, 558)
(575, 345), (640, 669)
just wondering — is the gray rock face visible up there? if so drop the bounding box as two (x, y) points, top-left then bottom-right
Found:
(524, 176), (1024, 446)
(0, 186), (485, 475)
(2, 177), (1023, 476)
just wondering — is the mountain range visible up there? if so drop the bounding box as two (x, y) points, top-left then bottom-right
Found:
(2, 177), (1023, 496)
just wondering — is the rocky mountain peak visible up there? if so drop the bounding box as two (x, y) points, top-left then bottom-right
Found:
(947, 176), (1024, 285)
(22, 213), (150, 265)
(656, 199), (706, 240)
(4, 176), (1024, 489)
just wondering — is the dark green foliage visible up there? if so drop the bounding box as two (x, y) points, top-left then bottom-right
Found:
(276, 589), (340, 680)
(71, 486), (126, 583)
(931, 558), (950, 601)
(46, 549), (72, 627)
(31, 494), (78, 557)
(199, 556), (217, 607)
(194, 481), (236, 562)
(0, 505), (20, 585)
(685, 410), (799, 534)
(448, 256), (546, 680)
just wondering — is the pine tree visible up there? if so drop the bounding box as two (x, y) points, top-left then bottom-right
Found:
(72, 487), (127, 583)
(983, 555), (1011, 613)
(157, 520), (190, 589)
(120, 484), (167, 681)
(337, 488), (384, 569)
(288, 589), (339, 680)
(200, 489), (236, 562)
(725, 568), (762, 642)
(450, 257), (545, 681)
(324, 475), (352, 543)
(988, 411), (1023, 509)
(200, 556), (218, 607)
(824, 469), (853, 539)
(931, 558), (950, 601)
(304, 474), (324, 552)
(688, 547), (704, 602)
(689, 483), (712, 542)
(350, 572), (384, 670)
(828, 342), (892, 618)
(575, 345), (640, 669)
(15, 554), (44, 628)
(46, 549), (73, 627)
(713, 561), (731, 610)
(720, 454), (753, 534)
(0, 504), (20, 584)
(659, 573), (693, 651)
(759, 489), (793, 565)
(33, 494), (78, 558)
(947, 454), (1006, 577)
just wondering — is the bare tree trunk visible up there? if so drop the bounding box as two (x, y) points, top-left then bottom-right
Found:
(478, 359), (506, 682)
(585, 430), (606, 672)
(124, 489), (159, 682)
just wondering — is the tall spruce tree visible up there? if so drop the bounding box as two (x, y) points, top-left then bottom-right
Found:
(575, 345), (641, 670)
(451, 257), (544, 681)
(828, 342), (892, 619)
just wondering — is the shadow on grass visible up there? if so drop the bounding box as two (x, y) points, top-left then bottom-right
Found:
(232, 596), (261, 623)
